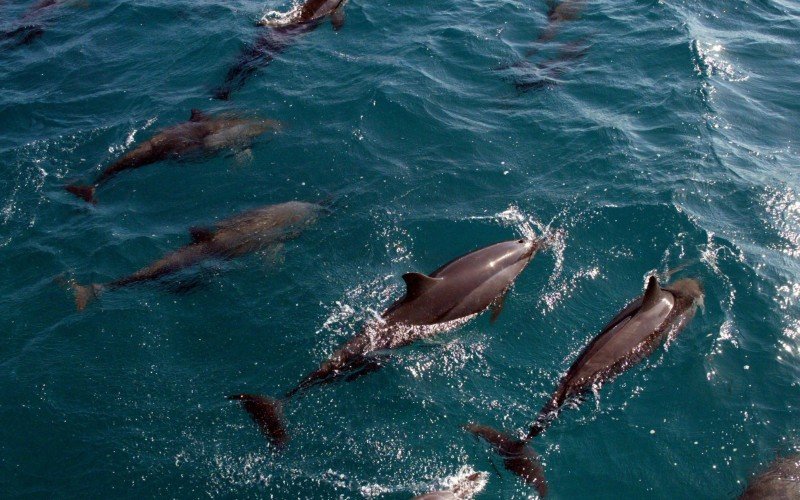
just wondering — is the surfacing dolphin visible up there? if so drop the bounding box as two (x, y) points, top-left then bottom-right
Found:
(466, 275), (703, 495)
(213, 0), (348, 100)
(64, 110), (280, 204)
(228, 237), (545, 448)
(740, 454), (800, 499)
(68, 201), (324, 311)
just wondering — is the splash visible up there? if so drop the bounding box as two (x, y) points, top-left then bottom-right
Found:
(762, 185), (800, 259)
(691, 39), (749, 82)
(259, 0), (304, 27)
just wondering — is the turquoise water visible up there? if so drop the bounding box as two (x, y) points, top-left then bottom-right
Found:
(1, 0), (799, 497)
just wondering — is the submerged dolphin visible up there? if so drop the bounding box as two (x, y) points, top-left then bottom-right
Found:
(69, 201), (324, 311)
(1, 0), (69, 48)
(213, 0), (348, 100)
(467, 275), (703, 494)
(535, 0), (586, 44)
(740, 454), (800, 499)
(64, 110), (279, 204)
(499, 38), (590, 93)
(228, 238), (544, 447)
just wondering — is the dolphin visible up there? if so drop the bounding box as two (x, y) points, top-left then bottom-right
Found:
(228, 238), (544, 447)
(64, 110), (280, 204)
(466, 275), (703, 493)
(68, 201), (324, 311)
(740, 454), (800, 499)
(413, 471), (488, 500)
(1, 0), (67, 48)
(498, 38), (590, 93)
(535, 0), (586, 45)
(213, 0), (348, 100)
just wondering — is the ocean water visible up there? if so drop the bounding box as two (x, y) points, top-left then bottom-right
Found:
(1, 0), (799, 498)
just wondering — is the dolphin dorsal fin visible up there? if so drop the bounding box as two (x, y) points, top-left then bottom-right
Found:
(189, 226), (214, 243)
(641, 276), (663, 310)
(402, 272), (442, 300)
(190, 109), (209, 122)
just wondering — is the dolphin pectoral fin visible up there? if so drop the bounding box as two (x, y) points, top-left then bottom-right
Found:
(402, 272), (443, 300)
(227, 394), (289, 449)
(190, 109), (210, 122)
(189, 226), (214, 244)
(331, 7), (345, 31)
(234, 148), (254, 166)
(490, 291), (507, 324)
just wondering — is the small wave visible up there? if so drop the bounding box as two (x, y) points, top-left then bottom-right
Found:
(691, 39), (749, 82)
(259, 1), (304, 28)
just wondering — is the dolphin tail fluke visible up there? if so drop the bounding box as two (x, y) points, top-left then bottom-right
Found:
(227, 394), (289, 449)
(65, 184), (97, 204)
(464, 423), (548, 496)
(71, 283), (102, 311)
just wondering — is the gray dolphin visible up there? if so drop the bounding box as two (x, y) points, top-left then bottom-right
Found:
(467, 275), (703, 495)
(213, 0), (348, 100)
(64, 110), (280, 203)
(1, 0), (63, 47)
(228, 238), (544, 447)
(69, 201), (323, 311)
(740, 454), (800, 499)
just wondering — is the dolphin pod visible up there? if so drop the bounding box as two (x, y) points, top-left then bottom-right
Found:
(740, 454), (800, 499)
(466, 275), (703, 495)
(69, 201), (324, 311)
(64, 110), (280, 204)
(213, 0), (348, 100)
(228, 238), (544, 447)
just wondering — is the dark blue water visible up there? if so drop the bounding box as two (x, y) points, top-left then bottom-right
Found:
(1, 0), (799, 497)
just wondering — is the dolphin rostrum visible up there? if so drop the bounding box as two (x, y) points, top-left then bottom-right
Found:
(228, 238), (544, 447)
(68, 201), (324, 311)
(466, 275), (704, 495)
(213, 0), (348, 100)
(64, 110), (280, 204)
(740, 454), (800, 499)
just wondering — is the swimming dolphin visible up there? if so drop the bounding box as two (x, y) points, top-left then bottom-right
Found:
(413, 471), (488, 500)
(68, 201), (324, 311)
(535, 0), (585, 44)
(213, 0), (348, 100)
(64, 110), (280, 203)
(740, 454), (800, 499)
(466, 275), (703, 493)
(1, 0), (69, 48)
(499, 38), (590, 92)
(228, 238), (544, 447)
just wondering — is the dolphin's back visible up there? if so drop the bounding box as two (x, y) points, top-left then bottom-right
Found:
(383, 240), (535, 325)
(566, 291), (674, 387)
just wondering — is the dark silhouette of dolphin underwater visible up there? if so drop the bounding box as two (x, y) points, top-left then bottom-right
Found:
(536, 0), (586, 44)
(466, 275), (704, 495)
(1, 0), (70, 48)
(228, 238), (545, 447)
(213, 0), (348, 100)
(64, 110), (280, 204)
(68, 201), (324, 311)
(740, 454), (800, 499)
